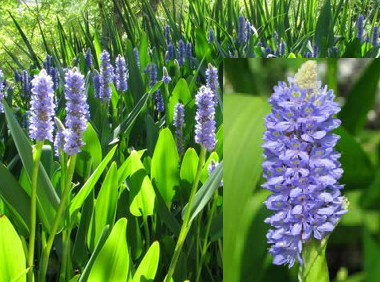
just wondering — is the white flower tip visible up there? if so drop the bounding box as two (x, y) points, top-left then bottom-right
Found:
(295, 60), (318, 93)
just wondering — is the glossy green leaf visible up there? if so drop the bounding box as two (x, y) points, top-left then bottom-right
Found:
(363, 228), (380, 281)
(0, 215), (26, 282)
(88, 162), (119, 251)
(0, 162), (30, 236)
(335, 127), (374, 188)
(129, 150), (156, 216)
(117, 149), (146, 186)
(70, 145), (118, 219)
(78, 225), (110, 282)
(183, 160), (223, 223)
(3, 101), (59, 232)
(151, 128), (180, 206)
(300, 238), (329, 282)
(180, 148), (199, 184)
(224, 94), (270, 282)
(315, 0), (334, 57)
(87, 218), (130, 282)
(339, 60), (380, 135)
(132, 241), (160, 282)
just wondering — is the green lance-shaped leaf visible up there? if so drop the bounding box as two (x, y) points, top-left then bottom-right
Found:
(299, 238), (330, 282)
(129, 150), (156, 216)
(87, 218), (130, 282)
(132, 241), (160, 282)
(87, 162), (119, 251)
(151, 128), (180, 207)
(0, 215), (27, 282)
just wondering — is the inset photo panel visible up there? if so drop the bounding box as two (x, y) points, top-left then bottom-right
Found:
(224, 59), (380, 282)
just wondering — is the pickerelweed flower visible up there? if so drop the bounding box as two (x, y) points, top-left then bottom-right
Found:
(164, 25), (171, 45)
(168, 42), (176, 60)
(372, 26), (379, 47)
(85, 48), (93, 69)
(313, 45), (319, 58)
(14, 70), (21, 83)
(173, 102), (184, 155)
(186, 42), (193, 68)
(357, 14), (365, 43)
(208, 27), (215, 44)
(178, 40), (186, 66)
(0, 70), (4, 113)
(206, 63), (219, 103)
(99, 50), (114, 102)
(304, 52), (312, 58)
(92, 70), (100, 99)
(133, 48), (140, 69)
(63, 68), (89, 155)
(195, 85), (216, 151)
(21, 70), (31, 100)
(43, 54), (52, 75)
(238, 15), (246, 44)
(149, 63), (164, 113)
(28, 69), (55, 141)
(162, 67), (171, 84)
(246, 20), (252, 40)
(208, 160), (223, 187)
(115, 54), (128, 92)
(279, 39), (286, 56)
(50, 67), (59, 90)
(262, 61), (347, 268)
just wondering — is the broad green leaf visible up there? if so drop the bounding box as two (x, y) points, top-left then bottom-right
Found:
(180, 148), (199, 184)
(224, 94), (270, 282)
(200, 152), (219, 184)
(70, 145), (118, 219)
(0, 215), (26, 282)
(78, 225), (110, 282)
(0, 162), (30, 236)
(167, 79), (192, 124)
(151, 128), (180, 206)
(363, 228), (380, 281)
(183, 160), (223, 223)
(129, 150), (156, 216)
(300, 239), (329, 282)
(77, 123), (102, 178)
(3, 101), (59, 232)
(335, 127), (374, 188)
(339, 60), (380, 135)
(117, 149), (146, 186)
(87, 218), (130, 282)
(88, 162), (119, 251)
(132, 241), (160, 282)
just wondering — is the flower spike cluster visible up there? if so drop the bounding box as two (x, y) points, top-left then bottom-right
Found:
(115, 54), (128, 92)
(28, 69), (55, 141)
(173, 102), (185, 155)
(63, 68), (89, 155)
(262, 61), (347, 268)
(99, 50), (114, 102)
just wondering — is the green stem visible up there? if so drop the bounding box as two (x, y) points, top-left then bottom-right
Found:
(164, 147), (206, 282)
(28, 141), (44, 282)
(195, 189), (219, 282)
(38, 154), (77, 282)
(143, 215), (151, 248)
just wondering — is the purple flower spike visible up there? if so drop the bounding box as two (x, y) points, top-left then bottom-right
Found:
(99, 50), (114, 102)
(178, 40), (186, 66)
(195, 85), (216, 151)
(92, 70), (100, 99)
(21, 70), (31, 99)
(208, 27), (215, 44)
(133, 48), (140, 69)
(0, 70), (4, 113)
(85, 49), (93, 69)
(186, 42), (193, 68)
(262, 61), (347, 268)
(372, 26), (379, 47)
(115, 54), (128, 92)
(206, 63), (219, 104)
(357, 14), (365, 43)
(63, 68), (89, 155)
(173, 102), (185, 155)
(238, 15), (247, 44)
(28, 69), (55, 141)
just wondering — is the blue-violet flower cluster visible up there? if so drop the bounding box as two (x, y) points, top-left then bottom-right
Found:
(63, 68), (89, 155)
(173, 102), (185, 155)
(262, 61), (347, 267)
(115, 54), (128, 92)
(99, 50), (114, 102)
(28, 69), (55, 141)
(195, 85), (216, 151)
